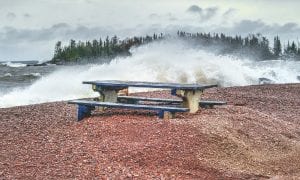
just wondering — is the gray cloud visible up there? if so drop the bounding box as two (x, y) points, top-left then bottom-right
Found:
(204, 7), (218, 19)
(223, 8), (237, 18)
(0, 23), (138, 45)
(1, 24), (69, 43)
(6, 12), (16, 20)
(23, 13), (31, 18)
(1, 19), (300, 45)
(0, 23), (115, 60)
(187, 5), (202, 13)
(149, 13), (160, 19)
(233, 20), (267, 33)
(230, 20), (300, 35)
(187, 5), (218, 21)
(51, 23), (69, 29)
(276, 22), (298, 33)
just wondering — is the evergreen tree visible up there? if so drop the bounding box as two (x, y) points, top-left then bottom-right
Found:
(290, 41), (297, 54)
(273, 36), (282, 58)
(54, 41), (62, 60)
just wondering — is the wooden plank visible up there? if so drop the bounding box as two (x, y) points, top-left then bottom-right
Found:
(118, 96), (182, 103)
(83, 80), (217, 90)
(68, 100), (189, 112)
(117, 96), (227, 106)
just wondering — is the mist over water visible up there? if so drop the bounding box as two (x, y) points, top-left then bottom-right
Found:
(0, 39), (299, 108)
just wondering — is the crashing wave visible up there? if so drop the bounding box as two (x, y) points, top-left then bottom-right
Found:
(24, 73), (41, 77)
(4, 73), (12, 77)
(0, 39), (300, 108)
(1, 62), (27, 68)
(0, 73), (41, 82)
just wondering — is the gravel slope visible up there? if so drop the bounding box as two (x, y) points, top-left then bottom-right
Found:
(0, 83), (300, 179)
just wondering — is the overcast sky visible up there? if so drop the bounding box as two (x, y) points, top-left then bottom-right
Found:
(1, 0), (300, 61)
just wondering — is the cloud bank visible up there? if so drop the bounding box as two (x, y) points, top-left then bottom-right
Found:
(1, 0), (300, 61)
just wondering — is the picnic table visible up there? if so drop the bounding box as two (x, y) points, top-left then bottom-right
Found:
(83, 80), (218, 113)
(69, 80), (225, 121)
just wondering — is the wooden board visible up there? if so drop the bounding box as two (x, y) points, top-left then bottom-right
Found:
(83, 80), (217, 90)
(117, 96), (227, 106)
(68, 100), (189, 112)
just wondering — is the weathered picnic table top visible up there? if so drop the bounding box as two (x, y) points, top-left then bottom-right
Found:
(83, 80), (217, 90)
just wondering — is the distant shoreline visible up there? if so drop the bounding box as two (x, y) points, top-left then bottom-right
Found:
(0, 60), (51, 67)
(0, 60), (39, 64)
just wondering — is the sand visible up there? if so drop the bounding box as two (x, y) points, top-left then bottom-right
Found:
(0, 83), (300, 179)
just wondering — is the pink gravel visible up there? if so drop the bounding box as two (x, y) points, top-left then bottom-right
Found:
(0, 83), (300, 179)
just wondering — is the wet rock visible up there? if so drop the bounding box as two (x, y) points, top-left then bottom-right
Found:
(258, 77), (274, 84)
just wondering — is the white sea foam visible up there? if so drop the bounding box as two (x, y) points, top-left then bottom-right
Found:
(2, 62), (27, 68)
(0, 39), (299, 108)
(26, 73), (41, 77)
(4, 73), (12, 77)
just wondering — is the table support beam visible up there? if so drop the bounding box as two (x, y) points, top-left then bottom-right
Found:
(92, 85), (128, 103)
(99, 90), (118, 102)
(175, 89), (202, 113)
(158, 111), (175, 119)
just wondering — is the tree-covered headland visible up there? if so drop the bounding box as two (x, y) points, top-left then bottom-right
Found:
(50, 34), (164, 64)
(50, 31), (300, 64)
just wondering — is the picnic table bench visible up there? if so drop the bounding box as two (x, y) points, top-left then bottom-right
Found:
(69, 80), (225, 121)
(117, 96), (227, 108)
(68, 100), (189, 120)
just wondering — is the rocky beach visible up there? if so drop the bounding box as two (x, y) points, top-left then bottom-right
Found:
(0, 83), (300, 179)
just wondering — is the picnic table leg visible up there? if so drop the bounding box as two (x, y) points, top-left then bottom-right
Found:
(92, 85), (119, 102)
(98, 89), (119, 111)
(158, 110), (175, 119)
(175, 89), (202, 113)
(92, 85), (117, 111)
(93, 85), (129, 111)
(77, 105), (93, 121)
(99, 89), (118, 102)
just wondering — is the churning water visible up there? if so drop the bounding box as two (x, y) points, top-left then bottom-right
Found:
(0, 39), (299, 108)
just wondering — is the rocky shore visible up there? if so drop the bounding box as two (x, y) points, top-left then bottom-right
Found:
(0, 84), (300, 179)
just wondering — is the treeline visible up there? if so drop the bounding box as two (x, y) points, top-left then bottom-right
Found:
(177, 31), (300, 60)
(51, 34), (164, 64)
(51, 31), (300, 64)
